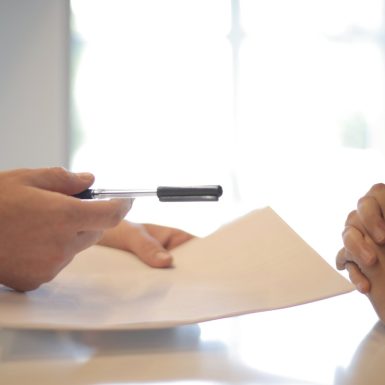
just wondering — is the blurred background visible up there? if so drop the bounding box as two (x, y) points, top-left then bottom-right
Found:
(2, 0), (385, 266)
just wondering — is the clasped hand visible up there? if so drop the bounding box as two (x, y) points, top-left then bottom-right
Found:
(337, 183), (385, 321)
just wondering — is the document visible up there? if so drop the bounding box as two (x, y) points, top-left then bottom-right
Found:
(0, 207), (354, 330)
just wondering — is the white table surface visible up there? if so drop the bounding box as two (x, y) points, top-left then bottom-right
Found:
(0, 289), (382, 385)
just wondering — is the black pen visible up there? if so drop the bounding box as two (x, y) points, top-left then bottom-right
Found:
(73, 185), (223, 202)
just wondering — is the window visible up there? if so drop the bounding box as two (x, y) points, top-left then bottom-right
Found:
(70, 0), (385, 265)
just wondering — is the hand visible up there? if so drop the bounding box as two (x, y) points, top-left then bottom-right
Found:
(0, 168), (132, 291)
(338, 235), (385, 322)
(353, 183), (385, 245)
(99, 220), (194, 267)
(336, 210), (377, 293)
(336, 183), (385, 293)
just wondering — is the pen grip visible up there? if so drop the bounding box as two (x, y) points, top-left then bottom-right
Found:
(73, 189), (93, 199)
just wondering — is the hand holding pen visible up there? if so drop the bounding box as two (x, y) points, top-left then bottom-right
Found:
(0, 168), (132, 291)
(0, 167), (223, 291)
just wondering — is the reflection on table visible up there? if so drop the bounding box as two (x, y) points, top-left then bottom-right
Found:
(0, 290), (383, 385)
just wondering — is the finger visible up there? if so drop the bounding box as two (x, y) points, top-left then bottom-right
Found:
(345, 262), (371, 293)
(144, 224), (194, 249)
(342, 225), (377, 266)
(344, 210), (366, 232)
(74, 199), (133, 231)
(19, 167), (95, 195)
(166, 231), (195, 249)
(366, 183), (385, 208)
(71, 230), (104, 256)
(336, 247), (348, 270)
(52, 230), (104, 274)
(357, 195), (385, 244)
(336, 247), (361, 270)
(127, 228), (174, 268)
(0, 230), (104, 292)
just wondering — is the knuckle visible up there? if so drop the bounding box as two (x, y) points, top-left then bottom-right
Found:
(342, 226), (354, 244)
(50, 166), (69, 181)
(357, 195), (376, 213)
(369, 183), (385, 195)
(336, 247), (345, 261)
(336, 248), (347, 265)
(137, 237), (160, 256)
(357, 196), (369, 207)
(345, 210), (357, 226)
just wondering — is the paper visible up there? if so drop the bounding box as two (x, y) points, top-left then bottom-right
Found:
(0, 207), (354, 330)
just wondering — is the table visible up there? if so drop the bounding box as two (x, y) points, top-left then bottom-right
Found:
(0, 289), (382, 385)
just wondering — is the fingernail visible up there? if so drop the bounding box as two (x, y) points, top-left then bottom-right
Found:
(155, 251), (172, 261)
(77, 172), (94, 181)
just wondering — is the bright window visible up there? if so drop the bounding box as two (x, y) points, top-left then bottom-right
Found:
(70, 0), (385, 264)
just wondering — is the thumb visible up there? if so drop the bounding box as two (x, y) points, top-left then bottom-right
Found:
(20, 167), (95, 195)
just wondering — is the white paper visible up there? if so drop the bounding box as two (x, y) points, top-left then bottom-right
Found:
(0, 207), (354, 330)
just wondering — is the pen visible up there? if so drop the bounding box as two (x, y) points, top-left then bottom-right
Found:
(73, 185), (223, 202)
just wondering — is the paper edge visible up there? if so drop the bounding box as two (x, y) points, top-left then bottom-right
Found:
(0, 286), (355, 331)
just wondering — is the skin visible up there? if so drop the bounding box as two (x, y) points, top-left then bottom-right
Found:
(100, 221), (194, 268)
(0, 167), (193, 292)
(337, 183), (385, 321)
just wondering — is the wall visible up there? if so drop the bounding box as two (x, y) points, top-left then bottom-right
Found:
(0, 0), (69, 170)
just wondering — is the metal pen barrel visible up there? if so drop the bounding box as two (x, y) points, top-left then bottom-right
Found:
(91, 189), (156, 199)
